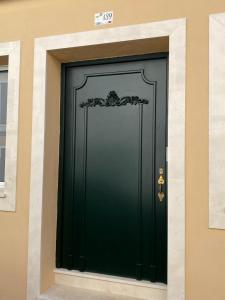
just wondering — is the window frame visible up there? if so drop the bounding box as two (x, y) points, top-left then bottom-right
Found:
(0, 41), (20, 211)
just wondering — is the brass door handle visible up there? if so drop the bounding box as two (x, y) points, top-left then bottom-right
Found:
(157, 168), (165, 202)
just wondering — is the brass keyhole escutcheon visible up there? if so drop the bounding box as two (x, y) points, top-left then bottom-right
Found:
(158, 168), (165, 202)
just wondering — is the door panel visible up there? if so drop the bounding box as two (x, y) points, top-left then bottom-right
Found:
(56, 55), (168, 283)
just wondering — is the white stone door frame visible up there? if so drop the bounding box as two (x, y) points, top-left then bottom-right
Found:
(27, 18), (186, 300)
(209, 13), (225, 229)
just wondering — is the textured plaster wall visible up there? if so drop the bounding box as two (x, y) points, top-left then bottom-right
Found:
(0, 1), (224, 300)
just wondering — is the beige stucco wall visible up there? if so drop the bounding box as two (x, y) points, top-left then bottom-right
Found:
(0, 0), (224, 299)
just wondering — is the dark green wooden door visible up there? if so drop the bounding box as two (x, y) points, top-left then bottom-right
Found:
(56, 54), (167, 284)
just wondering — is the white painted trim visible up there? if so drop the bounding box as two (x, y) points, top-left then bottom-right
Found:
(0, 65), (8, 71)
(209, 14), (225, 229)
(27, 19), (186, 300)
(0, 41), (20, 211)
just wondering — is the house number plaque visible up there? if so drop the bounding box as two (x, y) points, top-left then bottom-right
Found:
(95, 11), (113, 26)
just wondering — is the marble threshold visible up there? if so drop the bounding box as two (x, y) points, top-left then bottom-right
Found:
(39, 284), (144, 300)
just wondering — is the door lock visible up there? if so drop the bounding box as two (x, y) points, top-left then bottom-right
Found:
(157, 168), (165, 202)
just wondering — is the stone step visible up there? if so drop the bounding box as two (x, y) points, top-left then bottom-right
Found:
(39, 284), (145, 300)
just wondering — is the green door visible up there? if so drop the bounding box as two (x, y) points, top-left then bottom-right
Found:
(56, 54), (167, 284)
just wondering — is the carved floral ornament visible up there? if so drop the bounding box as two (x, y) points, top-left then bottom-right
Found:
(80, 91), (149, 108)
